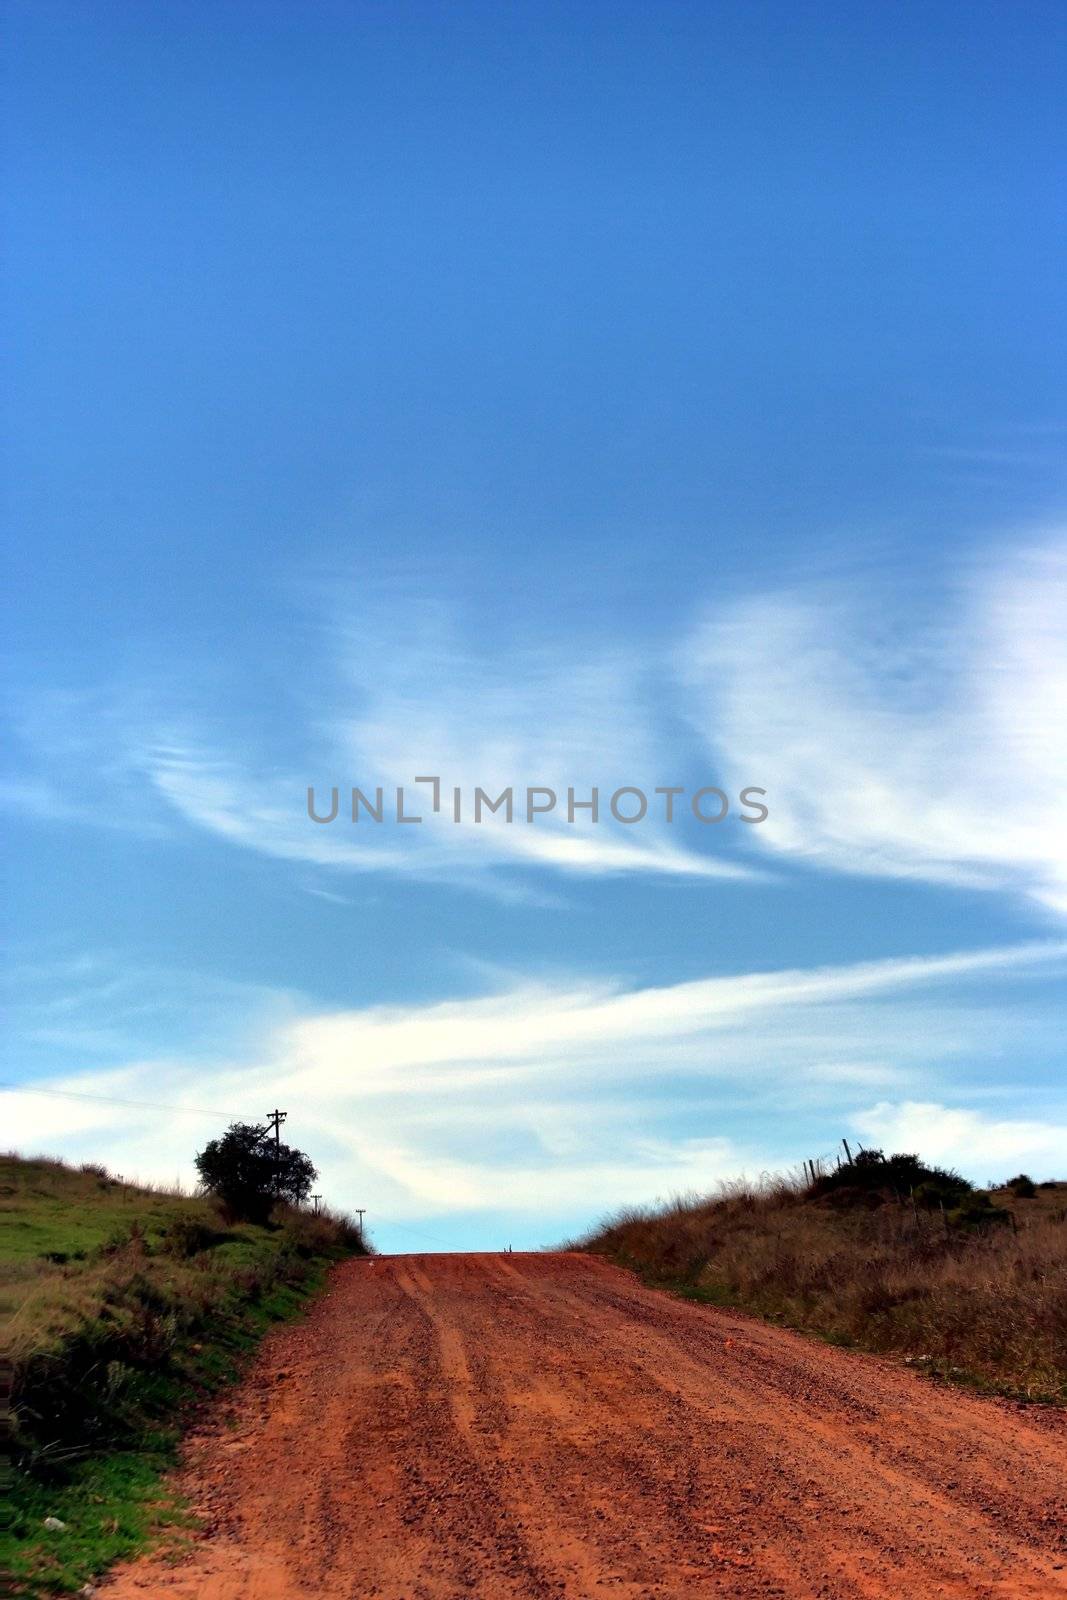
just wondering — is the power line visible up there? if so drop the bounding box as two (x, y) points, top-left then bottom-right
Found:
(2, 1082), (461, 1251)
(369, 1213), (460, 1249)
(0, 1082), (247, 1118)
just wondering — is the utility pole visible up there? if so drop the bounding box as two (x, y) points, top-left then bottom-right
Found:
(311, 1193), (322, 1214)
(354, 1208), (365, 1243)
(265, 1109), (287, 1195)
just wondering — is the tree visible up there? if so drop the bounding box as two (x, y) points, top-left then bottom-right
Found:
(195, 1121), (317, 1222)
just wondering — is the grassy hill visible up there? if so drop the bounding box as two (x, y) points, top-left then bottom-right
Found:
(1, 1152), (368, 1597)
(575, 1152), (1067, 1405)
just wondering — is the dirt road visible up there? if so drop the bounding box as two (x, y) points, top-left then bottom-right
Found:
(102, 1252), (1067, 1599)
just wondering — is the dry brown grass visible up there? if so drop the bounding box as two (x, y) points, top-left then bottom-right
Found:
(576, 1173), (1067, 1402)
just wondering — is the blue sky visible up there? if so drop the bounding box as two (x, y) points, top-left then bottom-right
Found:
(3, 1), (1066, 1252)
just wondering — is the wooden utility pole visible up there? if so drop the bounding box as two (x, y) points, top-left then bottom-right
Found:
(265, 1109), (287, 1194)
(311, 1193), (322, 1214)
(354, 1208), (366, 1242)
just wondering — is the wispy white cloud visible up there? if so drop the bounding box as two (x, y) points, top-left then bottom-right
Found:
(5, 938), (1064, 1235)
(0, 951), (304, 1068)
(684, 535), (1067, 913)
(0, 685), (170, 836)
(276, 937), (1067, 1098)
(7, 537), (1067, 909)
(0, 777), (84, 823)
(852, 1101), (1067, 1175)
(141, 611), (759, 888)
(149, 741), (746, 886)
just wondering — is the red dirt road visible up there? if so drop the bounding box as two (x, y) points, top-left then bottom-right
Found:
(103, 1252), (1067, 1600)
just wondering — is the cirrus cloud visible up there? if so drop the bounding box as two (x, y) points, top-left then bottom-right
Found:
(684, 535), (1067, 914)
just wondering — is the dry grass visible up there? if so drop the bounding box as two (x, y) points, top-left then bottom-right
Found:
(575, 1169), (1067, 1403)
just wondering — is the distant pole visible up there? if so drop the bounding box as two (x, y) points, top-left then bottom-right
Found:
(842, 1138), (853, 1166)
(311, 1193), (322, 1214)
(354, 1208), (365, 1242)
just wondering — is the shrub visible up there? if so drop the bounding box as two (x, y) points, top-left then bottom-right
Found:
(812, 1149), (972, 1207)
(194, 1123), (317, 1223)
(948, 1193), (1011, 1229)
(159, 1214), (227, 1258)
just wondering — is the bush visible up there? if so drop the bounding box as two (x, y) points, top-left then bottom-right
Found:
(811, 1149), (972, 1207)
(159, 1214), (227, 1258)
(1007, 1173), (1037, 1198)
(194, 1123), (317, 1223)
(948, 1193), (1011, 1229)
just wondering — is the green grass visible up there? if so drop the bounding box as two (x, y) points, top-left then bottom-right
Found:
(0, 1152), (367, 1597)
(4, 1448), (191, 1596)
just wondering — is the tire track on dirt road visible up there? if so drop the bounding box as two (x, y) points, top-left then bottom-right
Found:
(100, 1252), (1067, 1600)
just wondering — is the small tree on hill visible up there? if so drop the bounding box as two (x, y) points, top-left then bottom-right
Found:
(195, 1121), (317, 1223)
